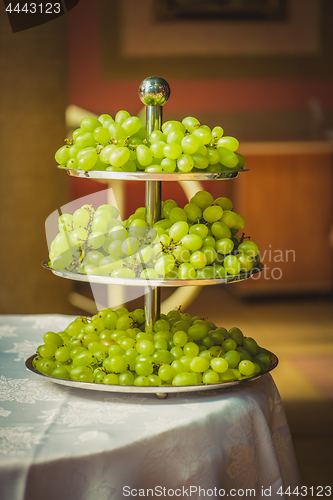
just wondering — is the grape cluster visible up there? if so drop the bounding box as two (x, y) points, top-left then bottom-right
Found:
(33, 307), (272, 386)
(54, 112), (245, 174)
(49, 190), (260, 280)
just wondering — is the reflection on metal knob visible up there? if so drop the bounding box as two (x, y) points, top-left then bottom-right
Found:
(138, 76), (170, 106)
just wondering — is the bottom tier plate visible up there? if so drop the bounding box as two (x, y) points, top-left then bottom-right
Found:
(26, 352), (278, 399)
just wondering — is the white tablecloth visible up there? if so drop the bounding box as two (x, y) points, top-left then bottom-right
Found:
(0, 315), (301, 500)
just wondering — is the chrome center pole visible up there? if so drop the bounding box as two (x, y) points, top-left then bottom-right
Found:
(138, 76), (170, 333)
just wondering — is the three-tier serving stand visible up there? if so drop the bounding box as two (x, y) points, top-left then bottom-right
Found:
(27, 77), (277, 398)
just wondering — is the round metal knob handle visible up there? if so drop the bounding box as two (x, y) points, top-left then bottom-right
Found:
(138, 76), (170, 106)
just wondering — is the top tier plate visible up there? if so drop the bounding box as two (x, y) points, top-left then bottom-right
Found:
(61, 167), (248, 181)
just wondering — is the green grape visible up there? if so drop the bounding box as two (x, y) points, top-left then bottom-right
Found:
(163, 143), (183, 160)
(109, 355), (127, 373)
(153, 349), (173, 365)
(223, 255), (241, 275)
(253, 352), (271, 370)
(214, 197), (233, 211)
(243, 337), (260, 357)
(134, 376), (150, 386)
(158, 364), (175, 382)
(203, 205), (223, 223)
(236, 347), (253, 361)
(149, 130), (167, 143)
(206, 147), (220, 165)
(80, 117), (102, 132)
(182, 116), (200, 133)
(201, 246), (216, 265)
(184, 203), (202, 222)
(121, 116), (142, 136)
(154, 339), (168, 350)
(75, 133), (96, 149)
(68, 145), (81, 159)
(150, 141), (166, 159)
(222, 339), (238, 352)
(187, 323), (209, 341)
(190, 251), (207, 270)
(118, 371), (135, 385)
(54, 346), (71, 362)
(171, 320), (190, 334)
(202, 369), (219, 384)
(110, 147), (130, 167)
(161, 158), (177, 172)
(72, 128), (83, 140)
(238, 360), (255, 377)
(211, 221), (231, 239)
(217, 147), (239, 168)
(190, 356), (209, 373)
(52, 367), (70, 380)
(97, 113), (113, 124)
(189, 224), (208, 239)
(154, 319), (170, 332)
(183, 342), (199, 357)
(100, 144), (117, 163)
(93, 126), (111, 145)
(192, 127), (212, 145)
(167, 130), (184, 144)
(140, 268), (159, 279)
(136, 144), (153, 166)
(172, 330), (188, 347)
(222, 350), (241, 369)
(115, 110), (131, 125)
(43, 331), (63, 347)
(177, 154), (194, 172)
(40, 359), (57, 375)
(168, 221), (189, 242)
(217, 136), (239, 152)
(237, 253), (254, 272)
(235, 152), (246, 168)
(192, 153), (209, 170)
(196, 267), (216, 279)
(55, 146), (70, 164)
(233, 213), (246, 230)
(238, 241), (259, 257)
(72, 351), (95, 367)
(111, 268), (135, 279)
(77, 149), (98, 170)
(154, 254), (176, 276)
(216, 238), (234, 255)
(103, 374), (119, 385)
(202, 236), (216, 248)
(191, 191), (214, 210)
(172, 372), (197, 386)
(73, 208), (90, 229)
(181, 135), (200, 154)
(171, 245), (191, 263)
(169, 207), (187, 224)
(220, 211), (239, 229)
(108, 123), (127, 143)
(178, 263), (197, 279)
(135, 360), (153, 376)
(121, 237), (140, 256)
(212, 126), (223, 139)
(136, 340), (154, 356)
(162, 120), (186, 135)
(148, 374), (162, 386)
(181, 234), (203, 251)
(162, 199), (178, 218)
(170, 346), (183, 360)
(37, 343), (58, 358)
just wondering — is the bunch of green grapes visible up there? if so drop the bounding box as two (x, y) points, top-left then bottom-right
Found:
(54, 112), (245, 174)
(48, 190), (260, 280)
(33, 307), (272, 386)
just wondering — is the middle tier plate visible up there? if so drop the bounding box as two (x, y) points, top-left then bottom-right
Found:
(42, 261), (263, 286)
(62, 167), (248, 181)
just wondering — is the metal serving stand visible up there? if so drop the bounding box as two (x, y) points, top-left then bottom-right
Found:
(28, 76), (277, 398)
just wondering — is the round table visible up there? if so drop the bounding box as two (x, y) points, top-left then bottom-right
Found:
(0, 314), (301, 500)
